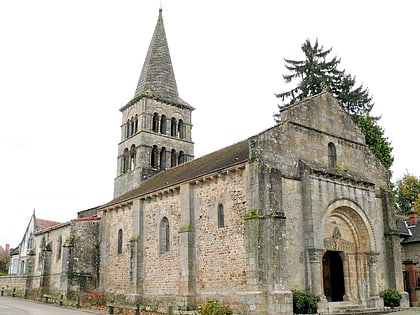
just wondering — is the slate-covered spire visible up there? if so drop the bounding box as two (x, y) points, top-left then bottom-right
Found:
(134, 9), (191, 108)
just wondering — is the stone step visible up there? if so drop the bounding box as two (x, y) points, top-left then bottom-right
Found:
(326, 302), (381, 315)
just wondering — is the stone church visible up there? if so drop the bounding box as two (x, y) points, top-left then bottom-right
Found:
(5, 8), (407, 315)
(88, 8), (406, 314)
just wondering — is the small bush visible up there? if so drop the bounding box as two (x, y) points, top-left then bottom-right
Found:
(199, 300), (232, 315)
(84, 291), (108, 306)
(293, 290), (319, 314)
(381, 289), (402, 307)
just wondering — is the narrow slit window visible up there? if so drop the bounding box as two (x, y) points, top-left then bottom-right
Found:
(159, 217), (170, 254)
(218, 204), (225, 228)
(118, 229), (123, 254)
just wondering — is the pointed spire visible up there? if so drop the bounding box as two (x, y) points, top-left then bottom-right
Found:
(133, 9), (191, 108)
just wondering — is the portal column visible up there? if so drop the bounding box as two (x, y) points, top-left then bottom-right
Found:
(308, 249), (324, 296)
(340, 252), (351, 301)
(367, 253), (379, 297)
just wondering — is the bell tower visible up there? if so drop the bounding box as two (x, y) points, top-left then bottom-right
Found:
(114, 9), (194, 198)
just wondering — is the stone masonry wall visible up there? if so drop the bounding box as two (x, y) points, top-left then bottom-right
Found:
(142, 192), (181, 297)
(101, 205), (134, 295)
(194, 170), (247, 308)
(0, 276), (26, 295)
(67, 219), (100, 293)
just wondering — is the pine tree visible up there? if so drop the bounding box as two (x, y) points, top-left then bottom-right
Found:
(275, 39), (373, 116)
(275, 39), (392, 173)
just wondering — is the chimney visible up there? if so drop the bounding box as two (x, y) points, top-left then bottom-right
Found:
(408, 211), (418, 226)
(5, 244), (10, 255)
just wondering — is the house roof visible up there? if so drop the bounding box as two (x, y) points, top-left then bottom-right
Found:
(396, 214), (420, 244)
(103, 139), (250, 208)
(127, 9), (192, 110)
(35, 218), (62, 232)
(396, 215), (411, 237)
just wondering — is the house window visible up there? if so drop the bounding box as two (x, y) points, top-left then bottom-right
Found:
(328, 142), (337, 168)
(218, 204), (225, 228)
(118, 229), (123, 254)
(159, 217), (170, 255)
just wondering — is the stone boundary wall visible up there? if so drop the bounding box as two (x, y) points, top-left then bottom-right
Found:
(0, 276), (26, 294)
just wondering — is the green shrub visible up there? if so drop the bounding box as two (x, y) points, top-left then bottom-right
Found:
(199, 300), (232, 315)
(292, 290), (319, 314)
(381, 289), (402, 307)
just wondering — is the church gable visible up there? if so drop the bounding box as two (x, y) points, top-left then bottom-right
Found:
(279, 92), (365, 145)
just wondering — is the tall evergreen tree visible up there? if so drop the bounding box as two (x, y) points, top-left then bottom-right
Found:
(275, 39), (392, 174)
(275, 39), (373, 116)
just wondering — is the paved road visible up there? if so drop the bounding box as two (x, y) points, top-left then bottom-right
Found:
(391, 308), (420, 315)
(0, 296), (101, 315)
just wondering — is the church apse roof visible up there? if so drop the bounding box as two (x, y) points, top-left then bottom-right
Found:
(104, 139), (250, 208)
(128, 9), (192, 110)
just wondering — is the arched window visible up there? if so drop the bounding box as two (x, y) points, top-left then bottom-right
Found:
(57, 236), (62, 261)
(178, 119), (185, 139)
(178, 150), (185, 165)
(159, 217), (170, 254)
(130, 145), (136, 171)
(117, 229), (123, 254)
(134, 115), (138, 133)
(121, 148), (129, 173)
(328, 142), (337, 168)
(130, 118), (135, 136)
(151, 145), (159, 168)
(125, 120), (130, 138)
(160, 147), (166, 170)
(160, 115), (167, 135)
(152, 113), (159, 132)
(171, 117), (177, 137)
(171, 149), (177, 167)
(218, 204), (225, 228)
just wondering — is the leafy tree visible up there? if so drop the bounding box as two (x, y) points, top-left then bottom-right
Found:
(394, 173), (420, 214)
(0, 256), (8, 274)
(352, 113), (393, 173)
(275, 38), (393, 173)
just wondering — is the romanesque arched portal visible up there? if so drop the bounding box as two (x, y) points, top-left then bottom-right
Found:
(317, 200), (379, 305)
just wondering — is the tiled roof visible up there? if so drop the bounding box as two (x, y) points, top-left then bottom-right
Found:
(71, 216), (101, 223)
(103, 139), (250, 208)
(35, 218), (62, 232)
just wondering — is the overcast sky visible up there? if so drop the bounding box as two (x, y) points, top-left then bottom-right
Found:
(1, 1), (419, 248)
